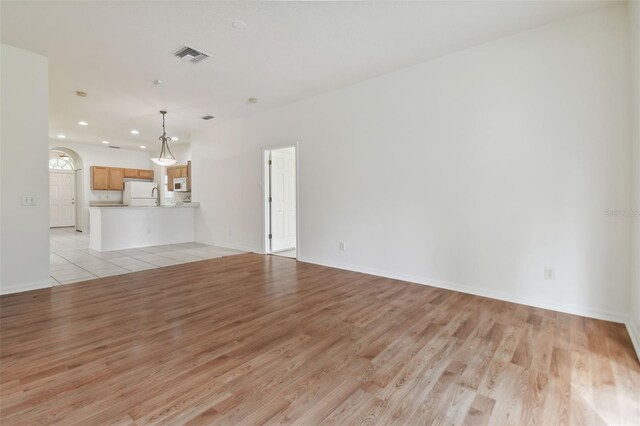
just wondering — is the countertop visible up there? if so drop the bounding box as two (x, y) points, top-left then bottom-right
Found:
(89, 202), (200, 209)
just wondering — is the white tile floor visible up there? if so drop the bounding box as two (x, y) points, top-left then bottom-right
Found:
(50, 227), (244, 285)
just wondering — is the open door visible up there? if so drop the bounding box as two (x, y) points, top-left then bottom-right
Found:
(267, 147), (297, 258)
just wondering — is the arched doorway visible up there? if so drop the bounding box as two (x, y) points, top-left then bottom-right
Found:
(49, 148), (84, 230)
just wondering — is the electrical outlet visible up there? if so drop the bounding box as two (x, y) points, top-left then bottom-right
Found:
(339, 242), (345, 251)
(228, 230), (233, 237)
(544, 266), (555, 280)
(22, 195), (35, 206)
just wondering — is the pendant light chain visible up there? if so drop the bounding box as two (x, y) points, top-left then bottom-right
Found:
(152, 110), (177, 166)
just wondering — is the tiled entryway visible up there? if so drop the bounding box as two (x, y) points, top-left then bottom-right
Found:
(50, 227), (244, 285)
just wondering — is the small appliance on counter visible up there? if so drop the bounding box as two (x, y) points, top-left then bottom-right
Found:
(174, 192), (191, 205)
(123, 181), (159, 206)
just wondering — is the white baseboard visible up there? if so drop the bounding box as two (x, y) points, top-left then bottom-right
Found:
(297, 255), (627, 324)
(0, 279), (54, 296)
(206, 240), (263, 254)
(626, 319), (640, 362)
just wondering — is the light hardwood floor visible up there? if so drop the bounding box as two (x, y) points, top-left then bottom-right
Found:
(1, 253), (639, 424)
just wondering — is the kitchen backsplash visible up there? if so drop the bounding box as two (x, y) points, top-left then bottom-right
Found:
(92, 191), (124, 204)
(175, 191), (191, 204)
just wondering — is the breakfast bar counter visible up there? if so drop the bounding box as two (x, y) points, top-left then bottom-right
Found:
(89, 204), (199, 251)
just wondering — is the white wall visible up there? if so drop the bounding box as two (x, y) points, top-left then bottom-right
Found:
(171, 143), (191, 164)
(1, 44), (51, 294)
(628, 0), (640, 355)
(49, 141), (152, 232)
(192, 6), (632, 321)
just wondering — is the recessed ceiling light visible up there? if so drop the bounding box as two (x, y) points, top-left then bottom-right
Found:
(140, 145), (146, 149)
(78, 121), (88, 126)
(232, 20), (247, 30)
(101, 140), (109, 144)
(130, 130), (140, 135)
(57, 134), (66, 139)
(171, 136), (179, 141)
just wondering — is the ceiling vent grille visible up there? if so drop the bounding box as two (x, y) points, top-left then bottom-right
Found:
(173, 45), (210, 64)
(201, 115), (215, 120)
(108, 145), (121, 149)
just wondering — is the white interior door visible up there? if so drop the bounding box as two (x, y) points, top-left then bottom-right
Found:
(270, 148), (296, 252)
(50, 171), (76, 227)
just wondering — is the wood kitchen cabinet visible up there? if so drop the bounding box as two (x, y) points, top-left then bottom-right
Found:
(124, 169), (139, 178)
(187, 161), (192, 191)
(139, 169), (154, 180)
(167, 166), (175, 192)
(108, 168), (125, 190)
(166, 162), (191, 192)
(91, 166), (154, 191)
(91, 166), (109, 190)
(172, 165), (185, 178)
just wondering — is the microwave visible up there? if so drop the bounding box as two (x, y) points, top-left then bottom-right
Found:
(173, 177), (188, 192)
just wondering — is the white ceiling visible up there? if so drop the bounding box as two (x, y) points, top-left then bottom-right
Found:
(1, 0), (619, 151)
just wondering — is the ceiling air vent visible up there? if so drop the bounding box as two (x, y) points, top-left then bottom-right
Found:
(108, 145), (121, 149)
(201, 115), (215, 120)
(173, 45), (210, 64)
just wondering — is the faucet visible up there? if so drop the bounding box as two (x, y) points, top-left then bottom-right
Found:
(151, 186), (159, 204)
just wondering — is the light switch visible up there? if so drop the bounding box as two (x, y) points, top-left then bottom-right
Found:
(22, 195), (36, 206)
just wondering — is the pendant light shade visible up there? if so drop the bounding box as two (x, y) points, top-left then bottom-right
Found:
(151, 110), (177, 166)
(151, 157), (178, 166)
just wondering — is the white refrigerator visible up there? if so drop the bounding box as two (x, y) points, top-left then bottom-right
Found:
(123, 182), (159, 206)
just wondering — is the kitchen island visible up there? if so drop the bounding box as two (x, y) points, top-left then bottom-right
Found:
(89, 204), (199, 251)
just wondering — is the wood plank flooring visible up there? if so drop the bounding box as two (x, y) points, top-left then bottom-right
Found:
(1, 253), (639, 425)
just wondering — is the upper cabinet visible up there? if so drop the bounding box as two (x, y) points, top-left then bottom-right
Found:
(171, 165), (188, 178)
(108, 168), (125, 190)
(139, 169), (154, 180)
(167, 166), (175, 192)
(124, 168), (139, 178)
(91, 166), (154, 191)
(187, 161), (192, 191)
(91, 166), (109, 190)
(166, 161), (191, 192)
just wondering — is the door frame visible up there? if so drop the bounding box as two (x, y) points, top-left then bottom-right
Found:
(49, 170), (76, 228)
(74, 168), (84, 232)
(262, 142), (299, 257)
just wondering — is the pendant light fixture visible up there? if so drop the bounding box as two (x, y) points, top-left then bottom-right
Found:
(151, 110), (177, 166)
